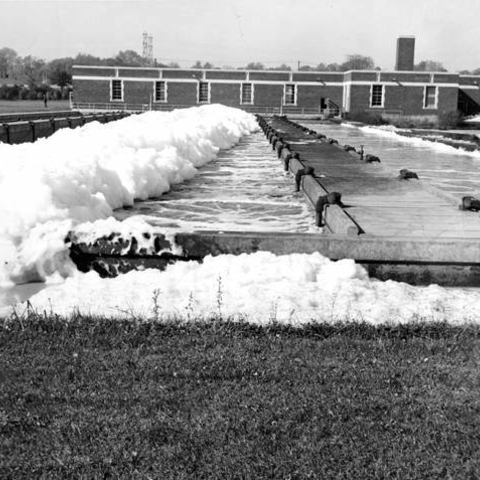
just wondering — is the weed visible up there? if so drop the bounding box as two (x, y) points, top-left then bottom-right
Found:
(268, 299), (279, 324)
(215, 275), (224, 319)
(151, 288), (162, 320)
(185, 291), (195, 322)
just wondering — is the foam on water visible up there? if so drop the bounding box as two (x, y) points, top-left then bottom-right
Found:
(0, 104), (257, 285)
(114, 132), (316, 232)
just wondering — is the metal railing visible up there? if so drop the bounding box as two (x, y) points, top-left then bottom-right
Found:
(71, 102), (154, 112)
(71, 102), (342, 117)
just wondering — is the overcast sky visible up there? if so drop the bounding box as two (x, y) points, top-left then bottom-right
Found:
(0, 0), (479, 71)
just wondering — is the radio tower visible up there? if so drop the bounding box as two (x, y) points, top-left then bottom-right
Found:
(142, 31), (153, 66)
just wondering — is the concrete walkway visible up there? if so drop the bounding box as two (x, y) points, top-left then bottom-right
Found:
(268, 116), (480, 239)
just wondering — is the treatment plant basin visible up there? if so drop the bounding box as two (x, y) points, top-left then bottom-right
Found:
(300, 121), (480, 198)
(114, 131), (317, 232)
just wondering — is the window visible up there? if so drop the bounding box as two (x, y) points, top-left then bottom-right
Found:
(424, 86), (437, 108)
(111, 80), (123, 101)
(241, 83), (253, 104)
(371, 84), (383, 107)
(284, 84), (296, 105)
(198, 82), (209, 103)
(155, 81), (166, 102)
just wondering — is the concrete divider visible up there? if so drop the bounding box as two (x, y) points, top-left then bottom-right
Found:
(256, 115), (362, 235)
(69, 230), (480, 286)
(323, 205), (362, 236)
(287, 156), (361, 234)
(0, 112), (130, 144)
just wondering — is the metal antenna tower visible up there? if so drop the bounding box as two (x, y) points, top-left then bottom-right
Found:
(142, 31), (153, 66)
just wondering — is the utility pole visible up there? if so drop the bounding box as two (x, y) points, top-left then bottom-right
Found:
(297, 60), (300, 71)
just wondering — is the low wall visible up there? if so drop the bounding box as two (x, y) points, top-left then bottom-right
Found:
(0, 111), (131, 144)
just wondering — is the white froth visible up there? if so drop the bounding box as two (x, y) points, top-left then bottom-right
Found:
(4, 251), (480, 324)
(359, 125), (480, 158)
(0, 105), (257, 285)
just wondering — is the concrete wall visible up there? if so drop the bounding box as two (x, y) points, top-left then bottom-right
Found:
(0, 112), (130, 145)
(74, 79), (110, 103)
(348, 84), (459, 116)
(124, 80), (153, 104)
(292, 72), (344, 83)
(166, 82), (198, 105)
(206, 71), (247, 81)
(118, 68), (159, 78)
(211, 83), (241, 106)
(296, 85), (343, 109)
(253, 84), (284, 107)
(73, 67), (112, 77)
(437, 86), (459, 113)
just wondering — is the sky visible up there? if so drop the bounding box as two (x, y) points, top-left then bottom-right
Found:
(0, 0), (479, 71)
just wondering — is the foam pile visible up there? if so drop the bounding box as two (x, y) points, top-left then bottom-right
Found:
(6, 251), (480, 324)
(0, 105), (257, 285)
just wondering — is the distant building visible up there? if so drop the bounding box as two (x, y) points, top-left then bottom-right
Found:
(71, 38), (480, 121)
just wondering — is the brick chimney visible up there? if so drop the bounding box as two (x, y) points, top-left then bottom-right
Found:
(395, 36), (415, 71)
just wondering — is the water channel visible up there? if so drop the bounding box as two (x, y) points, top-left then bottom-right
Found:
(301, 121), (480, 198)
(114, 132), (317, 232)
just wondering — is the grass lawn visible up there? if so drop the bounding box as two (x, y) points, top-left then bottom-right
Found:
(0, 99), (71, 114)
(1, 315), (480, 479)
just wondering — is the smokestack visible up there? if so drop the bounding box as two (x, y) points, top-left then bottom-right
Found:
(395, 36), (415, 71)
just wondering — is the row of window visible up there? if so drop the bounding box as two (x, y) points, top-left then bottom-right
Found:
(111, 79), (438, 109)
(110, 79), (295, 105)
(370, 84), (437, 108)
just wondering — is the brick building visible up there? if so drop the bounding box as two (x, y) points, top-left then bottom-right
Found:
(71, 38), (480, 121)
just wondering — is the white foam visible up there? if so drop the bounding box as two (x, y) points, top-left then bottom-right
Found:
(0, 105), (257, 285)
(358, 125), (480, 158)
(4, 251), (479, 324)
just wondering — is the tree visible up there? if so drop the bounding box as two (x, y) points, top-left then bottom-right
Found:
(167, 62), (180, 68)
(114, 50), (143, 66)
(245, 62), (265, 70)
(192, 61), (214, 69)
(299, 65), (315, 71)
(20, 55), (45, 87)
(414, 60), (447, 72)
(270, 63), (291, 71)
(340, 54), (375, 71)
(0, 47), (18, 78)
(47, 57), (74, 92)
(74, 53), (104, 66)
(326, 63), (341, 72)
